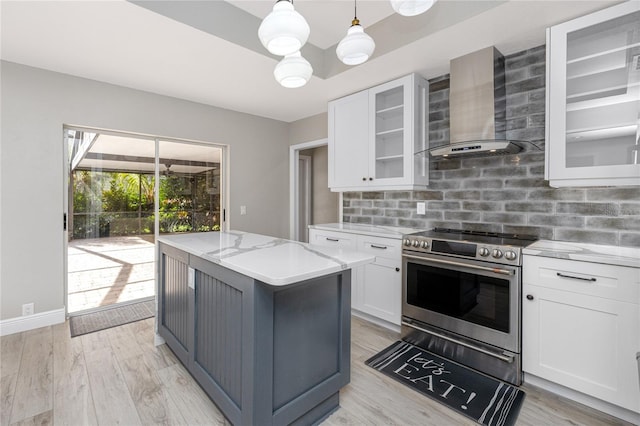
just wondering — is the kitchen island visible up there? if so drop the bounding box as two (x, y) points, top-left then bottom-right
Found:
(156, 231), (374, 426)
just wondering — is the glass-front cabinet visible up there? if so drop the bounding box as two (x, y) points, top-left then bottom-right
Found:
(328, 73), (429, 191)
(546, 1), (640, 187)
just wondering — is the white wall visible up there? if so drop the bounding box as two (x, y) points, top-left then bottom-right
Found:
(0, 61), (290, 320)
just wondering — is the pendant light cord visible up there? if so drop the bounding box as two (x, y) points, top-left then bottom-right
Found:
(352, 0), (360, 26)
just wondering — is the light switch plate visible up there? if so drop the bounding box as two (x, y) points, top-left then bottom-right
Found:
(417, 202), (426, 215)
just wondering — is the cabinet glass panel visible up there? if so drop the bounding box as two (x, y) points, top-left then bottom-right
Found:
(564, 11), (640, 168)
(375, 86), (404, 178)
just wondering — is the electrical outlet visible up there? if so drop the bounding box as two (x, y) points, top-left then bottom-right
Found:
(22, 303), (34, 316)
(240, 205), (247, 215)
(417, 202), (426, 215)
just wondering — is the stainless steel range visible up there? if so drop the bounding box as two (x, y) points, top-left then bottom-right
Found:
(401, 228), (537, 386)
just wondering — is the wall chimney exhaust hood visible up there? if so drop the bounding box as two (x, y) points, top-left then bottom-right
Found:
(429, 46), (536, 159)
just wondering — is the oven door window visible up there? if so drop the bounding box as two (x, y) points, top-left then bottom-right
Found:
(406, 262), (510, 333)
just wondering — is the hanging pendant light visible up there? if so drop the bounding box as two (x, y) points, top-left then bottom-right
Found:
(336, 1), (375, 66)
(390, 0), (437, 17)
(258, 0), (310, 56)
(274, 51), (313, 88)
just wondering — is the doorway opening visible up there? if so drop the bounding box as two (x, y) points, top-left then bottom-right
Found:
(289, 139), (340, 242)
(64, 128), (225, 315)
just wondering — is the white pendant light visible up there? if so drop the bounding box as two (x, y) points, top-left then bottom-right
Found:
(336, 1), (375, 66)
(258, 0), (310, 56)
(390, 0), (437, 17)
(274, 51), (313, 88)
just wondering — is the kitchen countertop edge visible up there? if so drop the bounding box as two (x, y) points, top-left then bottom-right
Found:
(523, 239), (640, 269)
(309, 222), (423, 239)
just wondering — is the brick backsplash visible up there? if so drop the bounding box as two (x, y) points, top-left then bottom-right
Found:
(343, 45), (640, 247)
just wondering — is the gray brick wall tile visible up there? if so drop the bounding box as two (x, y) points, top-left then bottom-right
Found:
(528, 189), (585, 201)
(398, 218), (430, 228)
(621, 233), (640, 247)
(621, 203), (640, 215)
(529, 214), (585, 227)
(556, 202), (619, 216)
(445, 211), (481, 221)
(586, 217), (640, 231)
(350, 200), (373, 208)
(586, 187), (640, 201)
(362, 192), (385, 200)
(482, 167), (528, 178)
(444, 169), (482, 179)
(503, 225), (553, 239)
(412, 191), (444, 200)
(460, 222), (504, 233)
(343, 192), (361, 200)
(342, 207), (361, 216)
(554, 229), (618, 245)
(446, 191), (482, 200)
(386, 191), (412, 200)
(462, 201), (502, 211)
(361, 208), (385, 216)
(372, 216), (398, 226)
(350, 216), (373, 224)
(504, 177), (546, 188)
(428, 201), (461, 210)
(482, 213), (526, 224)
(463, 179), (504, 189)
(384, 209), (412, 218)
(506, 202), (553, 213)
(413, 211), (442, 220)
(428, 180), (461, 190)
(433, 159), (462, 170)
(373, 200), (398, 208)
(482, 190), (528, 201)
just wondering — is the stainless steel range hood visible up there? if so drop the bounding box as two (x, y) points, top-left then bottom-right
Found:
(430, 47), (527, 158)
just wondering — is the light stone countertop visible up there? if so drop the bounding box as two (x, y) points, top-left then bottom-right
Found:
(308, 223), (424, 239)
(157, 231), (374, 286)
(523, 240), (640, 269)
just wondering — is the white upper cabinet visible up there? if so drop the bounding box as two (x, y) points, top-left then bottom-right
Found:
(546, 1), (640, 187)
(328, 74), (429, 191)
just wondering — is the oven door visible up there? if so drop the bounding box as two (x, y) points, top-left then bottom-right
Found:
(402, 253), (520, 353)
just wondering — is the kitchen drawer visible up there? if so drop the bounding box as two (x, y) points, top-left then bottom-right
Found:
(357, 235), (401, 260)
(523, 255), (639, 304)
(308, 229), (357, 251)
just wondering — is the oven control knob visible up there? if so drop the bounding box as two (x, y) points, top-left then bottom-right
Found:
(479, 247), (490, 257)
(492, 249), (503, 259)
(504, 250), (517, 261)
(412, 240), (420, 247)
(420, 241), (429, 249)
(403, 238), (412, 247)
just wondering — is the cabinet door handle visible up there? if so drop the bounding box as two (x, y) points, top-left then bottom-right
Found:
(395, 267), (400, 272)
(326, 237), (339, 242)
(556, 272), (597, 282)
(369, 177), (373, 181)
(526, 294), (534, 301)
(370, 244), (388, 250)
(362, 177), (366, 181)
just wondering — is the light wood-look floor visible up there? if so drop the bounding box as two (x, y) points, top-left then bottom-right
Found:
(0, 316), (632, 426)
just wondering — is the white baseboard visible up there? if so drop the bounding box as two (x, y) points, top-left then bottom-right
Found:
(524, 373), (640, 425)
(0, 308), (66, 336)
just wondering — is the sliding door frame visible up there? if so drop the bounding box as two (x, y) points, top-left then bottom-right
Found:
(63, 125), (229, 317)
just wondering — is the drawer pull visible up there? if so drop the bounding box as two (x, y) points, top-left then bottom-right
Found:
(326, 237), (340, 242)
(370, 244), (388, 250)
(556, 272), (596, 282)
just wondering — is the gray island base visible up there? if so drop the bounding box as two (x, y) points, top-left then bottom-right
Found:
(156, 232), (372, 425)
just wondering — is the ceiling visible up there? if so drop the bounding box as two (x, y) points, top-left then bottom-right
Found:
(1, 0), (621, 123)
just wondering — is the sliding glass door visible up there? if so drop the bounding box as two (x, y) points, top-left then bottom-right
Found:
(64, 128), (224, 315)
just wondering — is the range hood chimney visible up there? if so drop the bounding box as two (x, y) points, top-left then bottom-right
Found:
(430, 46), (526, 158)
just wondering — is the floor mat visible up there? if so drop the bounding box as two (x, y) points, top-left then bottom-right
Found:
(366, 340), (525, 426)
(70, 299), (155, 337)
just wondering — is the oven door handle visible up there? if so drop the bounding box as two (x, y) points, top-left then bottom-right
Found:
(403, 254), (515, 276)
(402, 320), (515, 364)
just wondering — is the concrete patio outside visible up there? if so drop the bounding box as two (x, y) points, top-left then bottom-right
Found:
(67, 235), (155, 313)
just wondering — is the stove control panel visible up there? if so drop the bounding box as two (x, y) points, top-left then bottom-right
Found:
(403, 236), (523, 266)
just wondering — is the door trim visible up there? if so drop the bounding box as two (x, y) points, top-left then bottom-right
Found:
(289, 139), (328, 241)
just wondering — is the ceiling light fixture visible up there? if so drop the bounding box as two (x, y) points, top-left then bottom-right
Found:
(336, 0), (375, 66)
(390, 0), (437, 17)
(274, 51), (313, 88)
(258, 0), (310, 56)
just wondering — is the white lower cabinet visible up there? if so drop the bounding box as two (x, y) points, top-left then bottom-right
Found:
(523, 255), (640, 414)
(309, 229), (402, 327)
